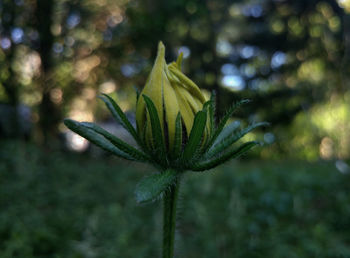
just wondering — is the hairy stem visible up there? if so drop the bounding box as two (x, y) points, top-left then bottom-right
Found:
(163, 177), (180, 258)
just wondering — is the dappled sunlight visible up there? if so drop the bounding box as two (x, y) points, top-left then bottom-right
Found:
(0, 0), (349, 160)
(290, 96), (350, 160)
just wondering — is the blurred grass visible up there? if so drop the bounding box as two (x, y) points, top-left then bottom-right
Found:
(1, 140), (350, 258)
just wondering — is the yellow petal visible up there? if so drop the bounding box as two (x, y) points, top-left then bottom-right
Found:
(173, 83), (195, 136)
(136, 41), (166, 138)
(163, 72), (180, 150)
(168, 64), (206, 103)
(180, 87), (202, 113)
(176, 52), (184, 70)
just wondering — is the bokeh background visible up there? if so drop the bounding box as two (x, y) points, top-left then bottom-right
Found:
(1, 0), (350, 257)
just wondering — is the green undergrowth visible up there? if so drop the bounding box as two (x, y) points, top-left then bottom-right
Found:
(1, 140), (350, 258)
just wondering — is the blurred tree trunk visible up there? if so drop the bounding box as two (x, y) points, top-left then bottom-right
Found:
(1, 0), (19, 137)
(35, 0), (61, 144)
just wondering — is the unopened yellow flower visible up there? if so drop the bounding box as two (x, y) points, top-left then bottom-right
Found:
(65, 41), (266, 176)
(136, 42), (209, 152)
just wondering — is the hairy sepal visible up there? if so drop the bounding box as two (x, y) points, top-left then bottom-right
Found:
(208, 92), (216, 137)
(80, 122), (151, 162)
(206, 99), (251, 150)
(143, 95), (167, 165)
(192, 141), (259, 172)
(99, 94), (143, 148)
(206, 122), (269, 159)
(182, 109), (207, 165)
(64, 119), (134, 160)
(170, 113), (182, 161)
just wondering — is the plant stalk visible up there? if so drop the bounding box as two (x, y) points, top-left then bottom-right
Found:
(162, 177), (180, 258)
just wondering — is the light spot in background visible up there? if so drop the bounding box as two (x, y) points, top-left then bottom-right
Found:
(298, 59), (324, 82)
(320, 137), (334, 159)
(271, 51), (286, 69)
(68, 98), (94, 129)
(264, 132), (275, 144)
(11, 27), (24, 44)
(0, 37), (11, 50)
(107, 14), (123, 27)
(177, 46), (191, 58)
(65, 36), (75, 47)
(66, 13), (81, 29)
(229, 4), (240, 17)
(53, 42), (64, 54)
(50, 88), (63, 104)
(240, 64), (256, 78)
(74, 55), (101, 82)
(335, 160), (350, 174)
(19, 51), (42, 86)
(221, 75), (245, 91)
(82, 88), (96, 100)
(337, 0), (350, 13)
(121, 64), (137, 77)
(242, 4), (263, 18)
(270, 19), (285, 34)
(99, 81), (117, 94)
(216, 39), (232, 57)
(239, 45), (257, 59)
(221, 63), (239, 75)
(51, 24), (62, 36)
(249, 79), (262, 90)
(66, 131), (89, 152)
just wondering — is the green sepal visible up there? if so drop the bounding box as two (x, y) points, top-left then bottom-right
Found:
(206, 99), (251, 149)
(182, 109), (207, 163)
(208, 92), (216, 136)
(142, 95), (167, 164)
(171, 112), (182, 160)
(192, 141), (259, 171)
(135, 169), (178, 203)
(133, 85), (140, 102)
(211, 120), (240, 147)
(64, 119), (134, 160)
(80, 122), (151, 162)
(99, 94), (142, 147)
(206, 122), (269, 158)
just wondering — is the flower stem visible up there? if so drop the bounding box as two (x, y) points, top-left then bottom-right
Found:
(163, 177), (180, 258)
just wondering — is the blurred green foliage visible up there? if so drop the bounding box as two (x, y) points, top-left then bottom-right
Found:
(1, 140), (350, 257)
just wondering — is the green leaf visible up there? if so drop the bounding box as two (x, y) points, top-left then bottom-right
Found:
(99, 94), (142, 146)
(206, 99), (250, 149)
(135, 169), (177, 203)
(206, 122), (269, 158)
(143, 95), (167, 161)
(64, 119), (134, 160)
(171, 112), (182, 160)
(80, 122), (151, 162)
(182, 109), (207, 162)
(192, 141), (259, 171)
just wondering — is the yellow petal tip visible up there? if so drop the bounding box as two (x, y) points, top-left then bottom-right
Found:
(158, 41), (165, 53)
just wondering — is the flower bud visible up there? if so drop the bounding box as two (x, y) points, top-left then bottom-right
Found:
(136, 42), (209, 154)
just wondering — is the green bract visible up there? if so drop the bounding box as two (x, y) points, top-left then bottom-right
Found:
(64, 42), (268, 203)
